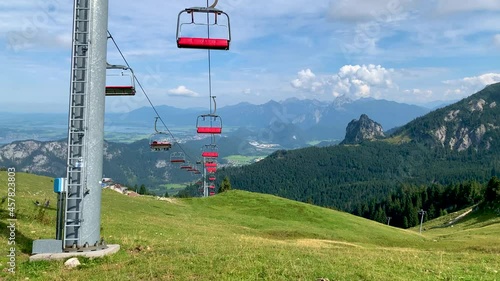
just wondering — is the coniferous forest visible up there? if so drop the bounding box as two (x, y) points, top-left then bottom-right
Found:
(201, 140), (500, 228)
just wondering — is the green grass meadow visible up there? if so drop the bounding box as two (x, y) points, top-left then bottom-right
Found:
(0, 172), (498, 280)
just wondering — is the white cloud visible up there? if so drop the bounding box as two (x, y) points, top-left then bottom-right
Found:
(290, 69), (324, 92)
(167, 86), (199, 98)
(403, 89), (433, 98)
(291, 65), (395, 99)
(444, 73), (500, 97)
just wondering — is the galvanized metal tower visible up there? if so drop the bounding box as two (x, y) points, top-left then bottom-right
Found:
(32, 0), (113, 256)
(62, 0), (108, 251)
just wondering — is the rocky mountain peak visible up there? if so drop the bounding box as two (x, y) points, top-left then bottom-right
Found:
(341, 114), (385, 144)
(390, 82), (500, 151)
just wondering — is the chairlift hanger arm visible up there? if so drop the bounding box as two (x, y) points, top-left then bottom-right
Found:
(106, 62), (130, 71)
(184, 0), (221, 13)
(154, 117), (160, 133)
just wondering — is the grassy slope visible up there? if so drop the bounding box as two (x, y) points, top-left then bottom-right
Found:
(0, 172), (498, 280)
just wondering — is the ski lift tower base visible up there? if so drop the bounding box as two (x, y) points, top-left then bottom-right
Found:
(29, 240), (120, 261)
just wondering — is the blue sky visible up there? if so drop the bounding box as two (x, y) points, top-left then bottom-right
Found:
(1, 0), (500, 113)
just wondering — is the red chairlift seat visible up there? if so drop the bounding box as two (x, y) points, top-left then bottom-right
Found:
(205, 162), (217, 168)
(208, 176), (216, 181)
(209, 185), (215, 189)
(197, 127), (222, 134)
(180, 165), (192, 170)
(177, 37), (229, 50)
(209, 192), (215, 196)
(202, 151), (219, 158)
(206, 167), (217, 173)
(176, 7), (231, 51)
(150, 141), (172, 151)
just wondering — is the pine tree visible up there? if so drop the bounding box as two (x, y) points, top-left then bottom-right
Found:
(484, 177), (500, 203)
(164, 190), (169, 198)
(139, 184), (147, 195)
(219, 176), (232, 193)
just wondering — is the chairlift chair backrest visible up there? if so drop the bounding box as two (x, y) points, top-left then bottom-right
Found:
(176, 7), (231, 50)
(105, 65), (136, 96)
(150, 132), (172, 151)
(196, 114), (222, 134)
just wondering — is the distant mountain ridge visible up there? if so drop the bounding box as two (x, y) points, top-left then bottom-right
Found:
(0, 97), (429, 146)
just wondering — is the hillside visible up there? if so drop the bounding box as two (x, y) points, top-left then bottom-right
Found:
(0, 172), (498, 280)
(389, 82), (500, 151)
(215, 84), (500, 212)
(0, 136), (264, 191)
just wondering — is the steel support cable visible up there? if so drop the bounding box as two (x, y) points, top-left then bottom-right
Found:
(107, 31), (198, 165)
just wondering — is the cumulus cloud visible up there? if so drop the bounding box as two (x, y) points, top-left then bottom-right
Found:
(290, 69), (324, 92)
(443, 73), (500, 96)
(167, 86), (199, 97)
(291, 65), (395, 100)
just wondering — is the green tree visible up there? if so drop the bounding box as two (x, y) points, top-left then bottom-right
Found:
(139, 184), (147, 195)
(219, 176), (232, 193)
(164, 190), (169, 198)
(484, 177), (500, 203)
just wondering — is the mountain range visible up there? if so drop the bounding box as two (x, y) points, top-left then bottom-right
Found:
(0, 86), (484, 197)
(0, 97), (430, 146)
(212, 83), (500, 211)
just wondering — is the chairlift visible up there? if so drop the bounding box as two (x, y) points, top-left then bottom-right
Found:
(205, 162), (217, 168)
(180, 164), (192, 170)
(176, 5), (231, 50)
(105, 63), (136, 96)
(208, 176), (216, 181)
(197, 96), (222, 134)
(196, 114), (222, 134)
(206, 167), (217, 173)
(209, 192), (216, 196)
(170, 152), (186, 163)
(150, 117), (172, 151)
(202, 144), (219, 158)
